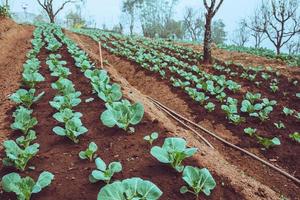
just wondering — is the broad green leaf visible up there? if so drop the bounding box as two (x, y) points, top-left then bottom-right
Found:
(32, 171), (54, 193)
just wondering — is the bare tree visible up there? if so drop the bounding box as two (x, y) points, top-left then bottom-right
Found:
(255, 0), (300, 54)
(203, 0), (224, 63)
(36, 0), (82, 23)
(286, 35), (300, 55)
(183, 7), (204, 41)
(245, 9), (266, 48)
(232, 20), (249, 46)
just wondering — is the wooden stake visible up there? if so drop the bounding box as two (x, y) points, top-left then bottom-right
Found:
(98, 41), (103, 68)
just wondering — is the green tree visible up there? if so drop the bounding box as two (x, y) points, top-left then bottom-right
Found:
(138, 0), (179, 38)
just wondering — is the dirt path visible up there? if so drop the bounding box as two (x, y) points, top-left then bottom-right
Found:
(67, 32), (297, 200)
(0, 19), (34, 147)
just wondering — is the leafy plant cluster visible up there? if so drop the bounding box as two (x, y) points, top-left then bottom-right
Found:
(2, 26), (46, 171)
(45, 49), (87, 143)
(78, 142), (162, 199)
(243, 127), (281, 149)
(150, 137), (216, 198)
(241, 92), (277, 122)
(75, 28), (292, 151)
(2, 25), (54, 200)
(54, 26), (145, 132)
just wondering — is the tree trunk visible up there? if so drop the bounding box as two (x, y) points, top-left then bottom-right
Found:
(48, 13), (55, 23)
(130, 23), (134, 35)
(276, 46), (281, 55)
(203, 15), (212, 63)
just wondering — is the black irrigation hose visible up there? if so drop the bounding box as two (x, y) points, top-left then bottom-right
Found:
(147, 96), (300, 185)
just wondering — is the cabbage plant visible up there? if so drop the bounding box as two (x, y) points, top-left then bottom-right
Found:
(1, 171), (54, 200)
(49, 94), (81, 110)
(97, 177), (162, 200)
(53, 108), (83, 123)
(22, 71), (45, 88)
(180, 166), (216, 198)
(11, 106), (38, 134)
(204, 102), (215, 112)
(79, 142), (98, 161)
(150, 137), (197, 172)
(282, 107), (294, 116)
(10, 89), (45, 108)
(51, 78), (78, 95)
(255, 136), (281, 149)
(243, 127), (256, 136)
(85, 69), (122, 103)
(53, 117), (88, 143)
(100, 100), (144, 132)
(89, 157), (122, 184)
(2, 140), (39, 171)
(16, 130), (37, 148)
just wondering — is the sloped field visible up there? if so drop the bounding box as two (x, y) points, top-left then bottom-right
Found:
(0, 19), (299, 200)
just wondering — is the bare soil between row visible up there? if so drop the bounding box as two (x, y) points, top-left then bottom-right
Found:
(0, 39), (242, 199)
(66, 34), (300, 199)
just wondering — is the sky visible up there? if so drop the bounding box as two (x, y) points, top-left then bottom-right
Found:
(7, 0), (260, 33)
(3, 0), (285, 50)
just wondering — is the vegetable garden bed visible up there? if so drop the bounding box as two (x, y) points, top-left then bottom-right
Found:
(67, 31), (300, 199)
(0, 24), (244, 200)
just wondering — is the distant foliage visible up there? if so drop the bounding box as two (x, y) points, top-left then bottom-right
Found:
(0, 5), (10, 18)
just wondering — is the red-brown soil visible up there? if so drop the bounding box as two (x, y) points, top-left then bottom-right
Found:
(0, 18), (298, 200)
(86, 31), (300, 180)
(0, 18), (34, 147)
(67, 32), (300, 199)
(0, 34), (243, 199)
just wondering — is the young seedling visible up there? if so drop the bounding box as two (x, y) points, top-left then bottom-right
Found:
(79, 142), (98, 161)
(204, 102), (215, 112)
(150, 137), (197, 172)
(143, 132), (159, 145)
(274, 121), (285, 129)
(289, 132), (300, 143)
(243, 127), (257, 137)
(53, 117), (88, 143)
(1, 171), (54, 200)
(180, 166), (216, 198)
(282, 107), (294, 116)
(269, 82), (279, 93)
(89, 157), (122, 184)
(255, 136), (281, 149)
